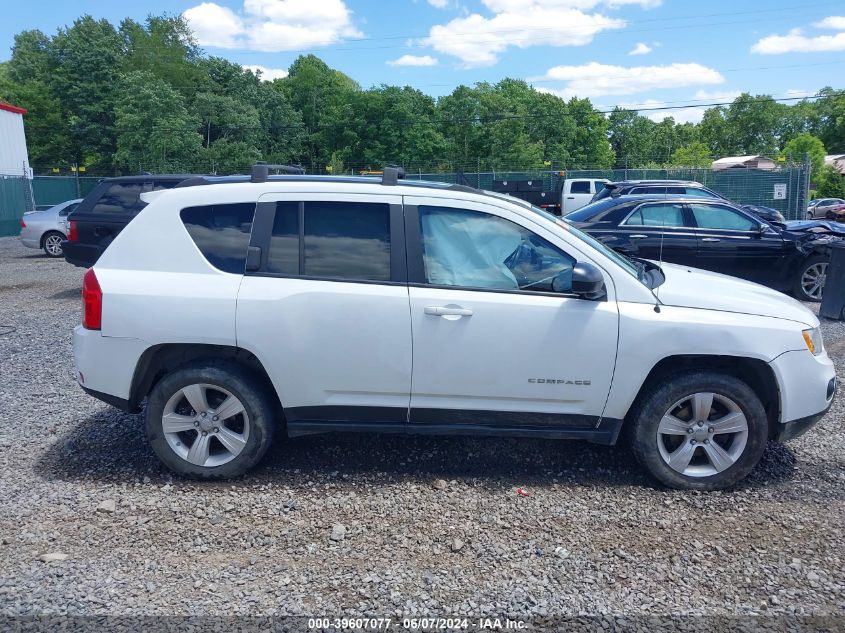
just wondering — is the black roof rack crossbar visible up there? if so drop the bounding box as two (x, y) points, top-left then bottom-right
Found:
(251, 162), (306, 183)
(382, 165), (405, 186)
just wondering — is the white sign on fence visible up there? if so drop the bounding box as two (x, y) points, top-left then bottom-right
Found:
(773, 183), (787, 200)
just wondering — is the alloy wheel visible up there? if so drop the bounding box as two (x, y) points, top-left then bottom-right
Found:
(657, 392), (749, 478)
(161, 383), (250, 468)
(44, 234), (63, 256)
(801, 262), (828, 301)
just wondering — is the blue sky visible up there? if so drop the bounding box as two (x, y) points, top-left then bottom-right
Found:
(2, 0), (844, 122)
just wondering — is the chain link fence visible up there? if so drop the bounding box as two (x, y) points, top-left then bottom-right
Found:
(406, 165), (810, 220)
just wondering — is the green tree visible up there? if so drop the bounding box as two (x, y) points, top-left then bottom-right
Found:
(813, 165), (845, 199)
(780, 133), (826, 175)
(114, 71), (202, 172)
(669, 142), (713, 168)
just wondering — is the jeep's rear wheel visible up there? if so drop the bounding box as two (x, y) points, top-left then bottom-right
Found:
(629, 372), (768, 490)
(145, 362), (275, 479)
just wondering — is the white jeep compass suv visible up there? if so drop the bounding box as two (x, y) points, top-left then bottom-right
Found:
(73, 167), (836, 490)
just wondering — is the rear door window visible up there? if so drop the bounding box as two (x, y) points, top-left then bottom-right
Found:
(685, 187), (719, 198)
(264, 201), (392, 281)
(569, 181), (591, 194)
(181, 203), (256, 274)
(629, 186), (667, 195)
(624, 203), (686, 227)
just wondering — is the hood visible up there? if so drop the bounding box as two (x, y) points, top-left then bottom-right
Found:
(654, 262), (817, 327)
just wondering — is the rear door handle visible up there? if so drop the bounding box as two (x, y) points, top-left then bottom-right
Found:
(701, 237), (721, 242)
(424, 306), (473, 317)
(630, 234), (648, 239)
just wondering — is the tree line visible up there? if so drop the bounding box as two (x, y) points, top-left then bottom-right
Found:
(0, 14), (843, 196)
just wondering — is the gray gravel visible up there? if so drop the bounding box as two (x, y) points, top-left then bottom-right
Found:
(1, 236), (844, 619)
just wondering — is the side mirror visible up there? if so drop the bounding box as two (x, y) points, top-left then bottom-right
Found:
(757, 223), (769, 234)
(570, 262), (605, 300)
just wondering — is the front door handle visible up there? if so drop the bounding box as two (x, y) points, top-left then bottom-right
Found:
(630, 234), (648, 239)
(701, 237), (721, 242)
(424, 306), (473, 317)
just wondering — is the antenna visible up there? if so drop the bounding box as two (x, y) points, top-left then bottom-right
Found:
(653, 205), (669, 310)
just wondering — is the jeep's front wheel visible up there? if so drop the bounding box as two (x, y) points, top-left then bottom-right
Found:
(145, 363), (276, 479)
(629, 372), (768, 490)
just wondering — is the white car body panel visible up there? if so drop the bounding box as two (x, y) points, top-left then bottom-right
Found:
(74, 179), (835, 445)
(236, 191), (411, 415)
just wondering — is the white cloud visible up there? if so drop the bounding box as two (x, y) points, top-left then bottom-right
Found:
(422, 0), (660, 68)
(183, 0), (363, 52)
(387, 54), (438, 67)
(785, 88), (815, 98)
(535, 62), (725, 99)
(428, 0), (449, 7)
(612, 99), (705, 124)
(692, 89), (741, 101)
(814, 16), (845, 30)
(751, 27), (845, 54)
(628, 42), (652, 55)
(242, 64), (289, 80)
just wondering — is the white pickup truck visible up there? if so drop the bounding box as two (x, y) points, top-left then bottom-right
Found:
(561, 178), (609, 215)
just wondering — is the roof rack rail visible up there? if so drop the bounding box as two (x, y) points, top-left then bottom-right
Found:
(382, 165), (405, 186)
(251, 162), (306, 183)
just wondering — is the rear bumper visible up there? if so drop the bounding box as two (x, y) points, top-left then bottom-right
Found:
(62, 241), (102, 268)
(73, 325), (149, 411)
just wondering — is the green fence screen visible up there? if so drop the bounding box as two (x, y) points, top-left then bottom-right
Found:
(406, 166), (810, 220)
(31, 175), (100, 207)
(0, 176), (30, 237)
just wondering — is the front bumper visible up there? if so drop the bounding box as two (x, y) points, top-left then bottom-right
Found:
(20, 237), (39, 249)
(769, 349), (837, 441)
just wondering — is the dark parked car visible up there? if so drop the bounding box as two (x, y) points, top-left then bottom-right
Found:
(63, 175), (196, 267)
(567, 196), (831, 301)
(591, 180), (726, 203)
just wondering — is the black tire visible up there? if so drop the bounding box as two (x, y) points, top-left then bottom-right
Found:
(145, 361), (276, 479)
(628, 372), (768, 491)
(792, 254), (828, 302)
(41, 231), (65, 257)
(825, 211), (836, 220)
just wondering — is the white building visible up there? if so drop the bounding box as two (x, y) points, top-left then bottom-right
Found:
(711, 155), (777, 171)
(0, 101), (31, 177)
(825, 154), (845, 175)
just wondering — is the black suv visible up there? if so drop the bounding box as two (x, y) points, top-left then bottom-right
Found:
(63, 175), (197, 267)
(591, 180), (726, 203)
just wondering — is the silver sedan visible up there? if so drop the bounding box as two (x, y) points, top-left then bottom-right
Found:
(19, 199), (82, 257)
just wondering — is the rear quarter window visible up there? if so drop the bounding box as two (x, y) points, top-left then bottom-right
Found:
(90, 182), (147, 215)
(180, 203), (256, 274)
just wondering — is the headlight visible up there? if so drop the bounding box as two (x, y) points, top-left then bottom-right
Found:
(802, 327), (824, 355)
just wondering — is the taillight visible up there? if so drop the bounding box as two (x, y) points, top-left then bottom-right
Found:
(82, 268), (102, 330)
(20, 218), (26, 228)
(68, 220), (78, 241)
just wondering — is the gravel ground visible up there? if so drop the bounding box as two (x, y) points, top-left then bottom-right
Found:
(0, 235), (844, 624)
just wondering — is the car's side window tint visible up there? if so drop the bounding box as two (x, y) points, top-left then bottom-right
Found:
(419, 206), (575, 293)
(59, 203), (77, 217)
(267, 202), (299, 275)
(569, 181), (591, 194)
(691, 204), (756, 231)
(264, 201), (391, 281)
(666, 186), (686, 195)
(304, 202), (390, 280)
(181, 203), (256, 274)
(624, 204), (685, 227)
(687, 187), (718, 198)
(91, 183), (145, 215)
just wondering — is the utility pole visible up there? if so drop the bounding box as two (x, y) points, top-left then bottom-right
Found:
(73, 163), (81, 198)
